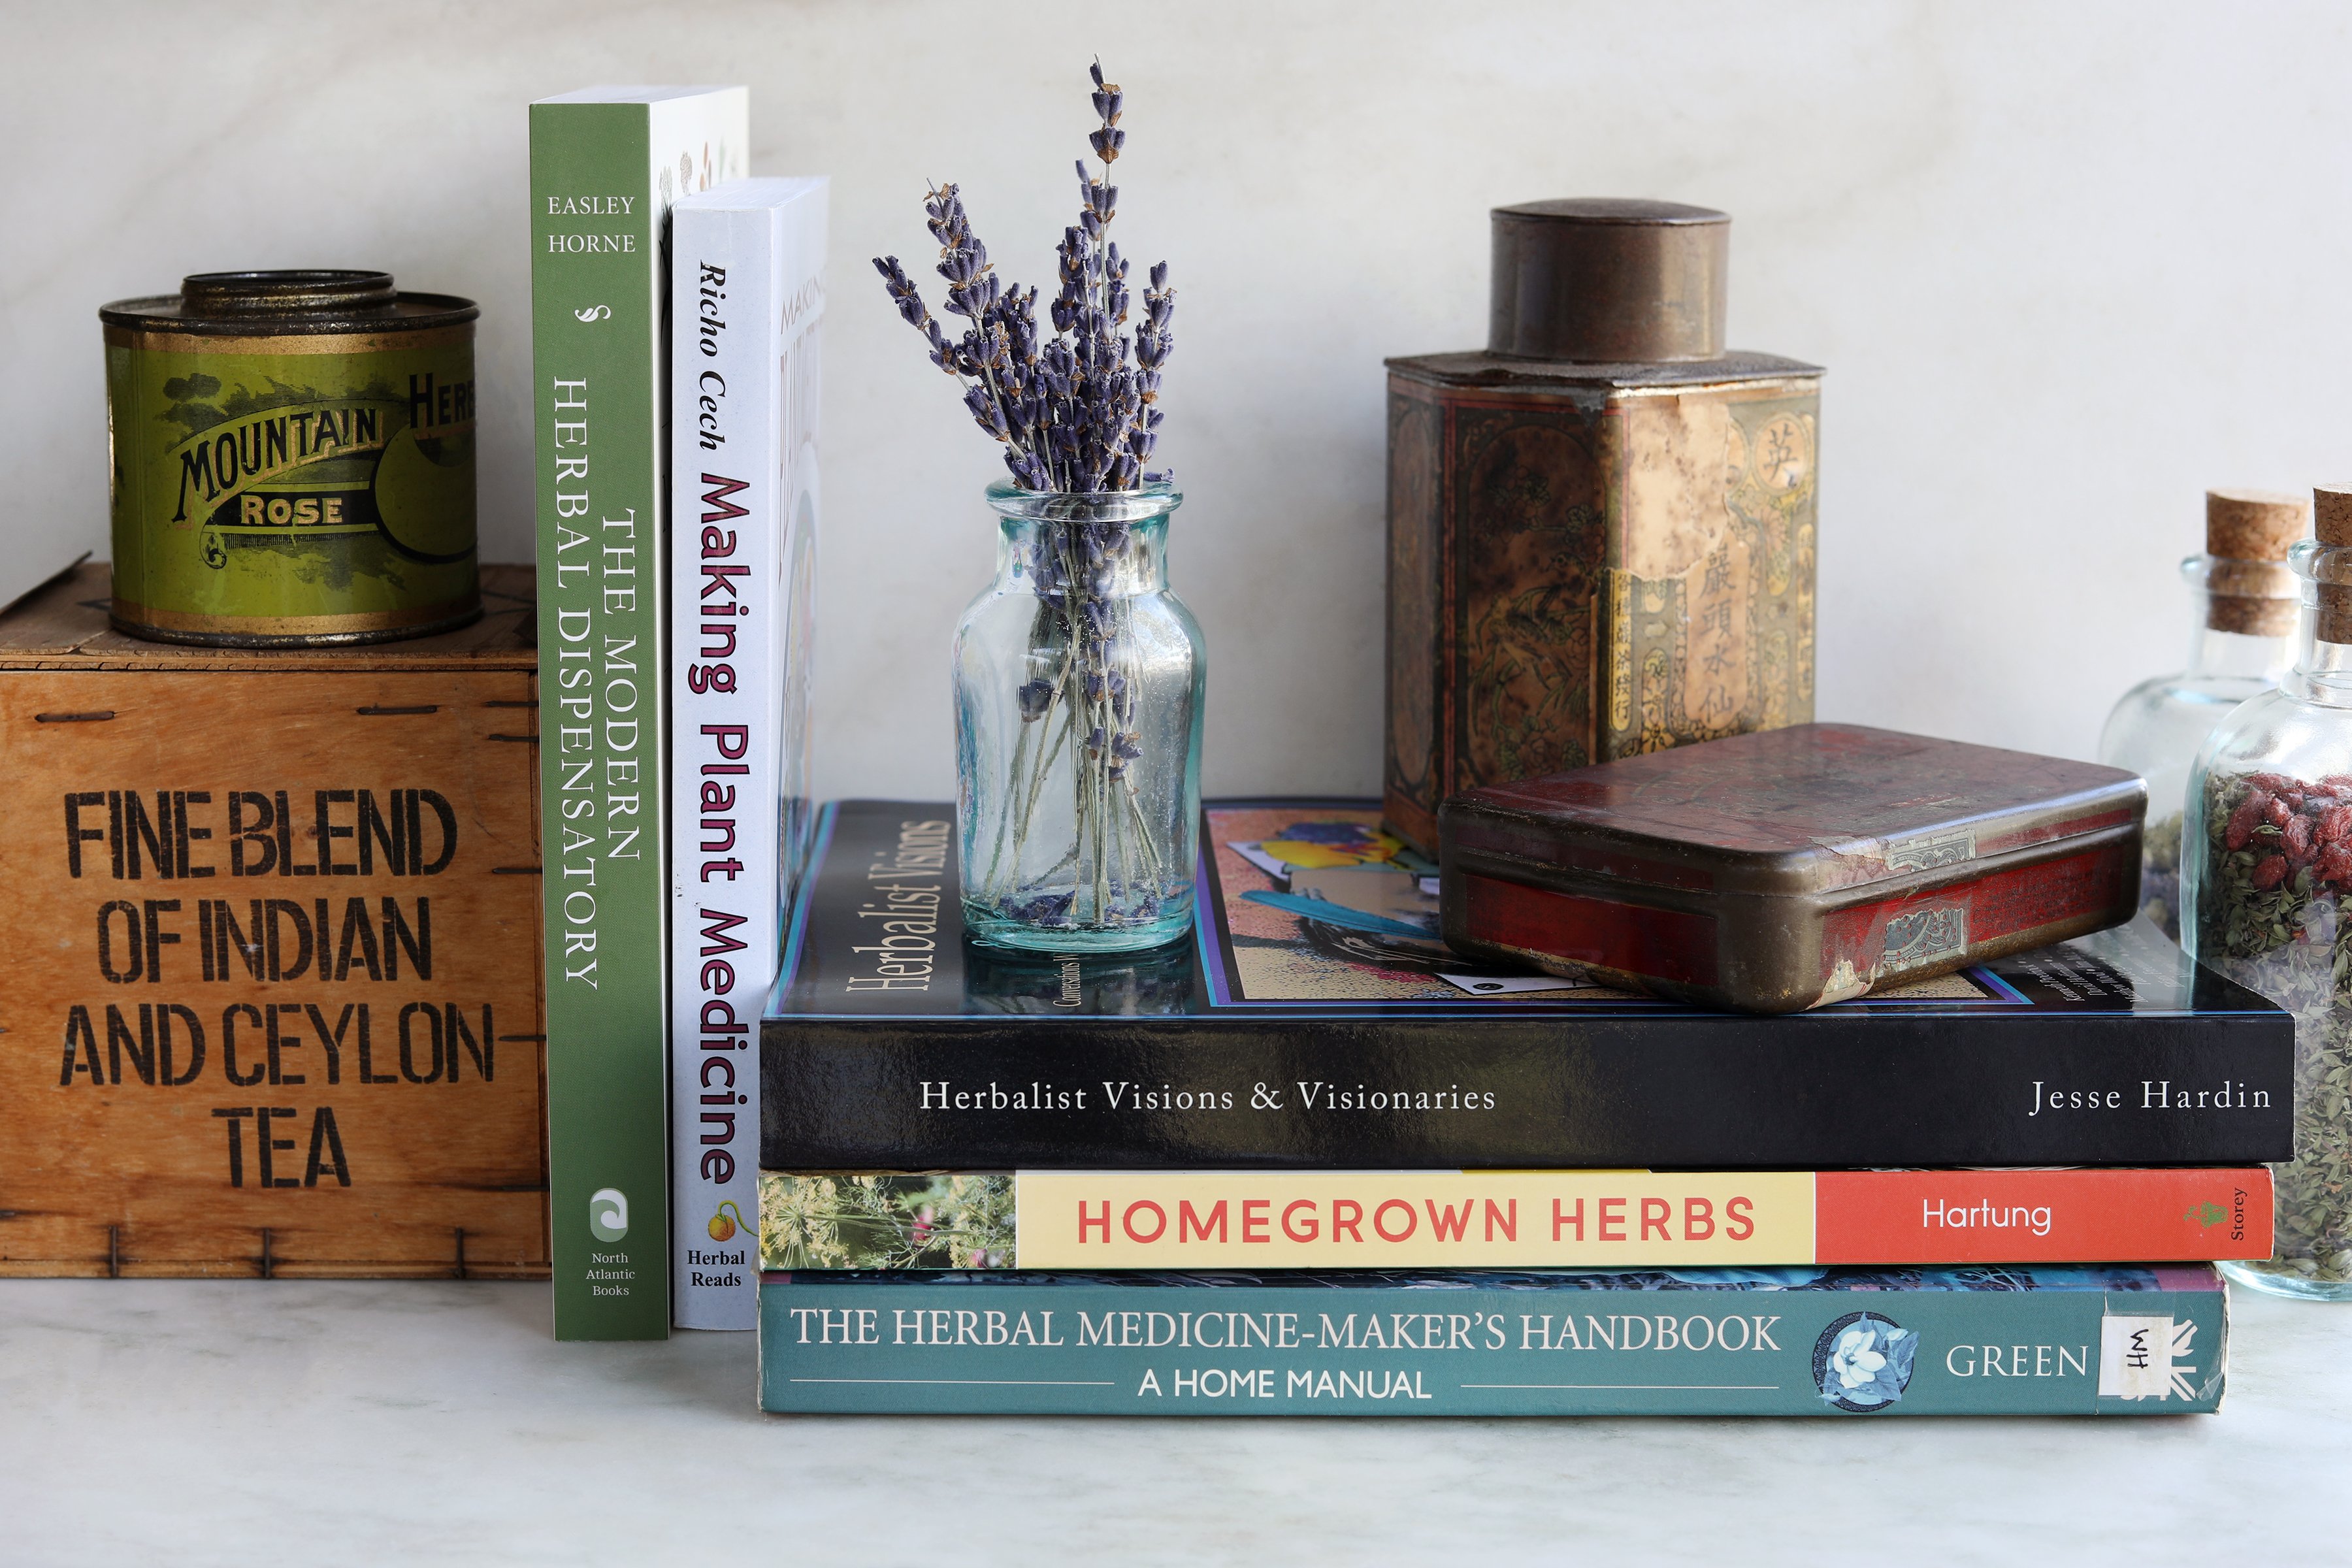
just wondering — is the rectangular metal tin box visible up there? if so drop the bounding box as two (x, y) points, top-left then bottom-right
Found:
(1439, 723), (2146, 1013)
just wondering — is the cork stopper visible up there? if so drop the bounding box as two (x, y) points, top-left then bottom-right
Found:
(2315, 485), (2352, 546)
(2206, 488), (2307, 561)
(2314, 485), (2352, 644)
(2200, 489), (2306, 636)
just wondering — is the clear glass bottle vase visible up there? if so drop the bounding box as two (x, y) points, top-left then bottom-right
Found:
(2183, 535), (2352, 1300)
(2100, 552), (2296, 938)
(953, 481), (1204, 953)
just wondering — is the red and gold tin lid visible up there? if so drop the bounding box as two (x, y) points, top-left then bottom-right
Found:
(1439, 724), (2146, 1013)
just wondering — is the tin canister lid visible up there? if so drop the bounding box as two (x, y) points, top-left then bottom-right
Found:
(1488, 199), (1729, 363)
(100, 270), (478, 334)
(1441, 724), (2146, 900)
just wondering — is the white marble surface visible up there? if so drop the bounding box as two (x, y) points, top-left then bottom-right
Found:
(1, 1279), (2345, 1564)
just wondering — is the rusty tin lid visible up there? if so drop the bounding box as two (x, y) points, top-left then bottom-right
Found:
(101, 270), (478, 335)
(1490, 198), (1729, 363)
(1441, 723), (2146, 902)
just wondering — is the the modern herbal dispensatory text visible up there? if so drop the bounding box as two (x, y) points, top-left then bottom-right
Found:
(547, 374), (653, 991)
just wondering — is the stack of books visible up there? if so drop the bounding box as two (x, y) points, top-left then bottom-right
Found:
(521, 88), (2291, 1415)
(755, 800), (2291, 1416)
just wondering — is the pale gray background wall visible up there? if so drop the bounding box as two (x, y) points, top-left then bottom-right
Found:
(7, 2), (2349, 799)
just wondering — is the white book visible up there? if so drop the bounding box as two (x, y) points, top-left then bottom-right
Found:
(666, 176), (827, 1330)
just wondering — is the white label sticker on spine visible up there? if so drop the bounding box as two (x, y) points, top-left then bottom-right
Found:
(2099, 1314), (2198, 1401)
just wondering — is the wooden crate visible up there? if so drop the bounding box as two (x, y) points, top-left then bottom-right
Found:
(0, 562), (546, 1278)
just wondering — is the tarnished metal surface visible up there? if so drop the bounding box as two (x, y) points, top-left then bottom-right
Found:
(1386, 201), (1821, 853)
(102, 271), (480, 647)
(1488, 199), (1728, 364)
(1441, 723), (2148, 1013)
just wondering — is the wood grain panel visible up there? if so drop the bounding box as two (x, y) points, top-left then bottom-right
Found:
(0, 564), (547, 1278)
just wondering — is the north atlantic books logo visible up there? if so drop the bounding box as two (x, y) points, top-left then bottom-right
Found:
(591, 1186), (629, 1241)
(586, 1188), (635, 1298)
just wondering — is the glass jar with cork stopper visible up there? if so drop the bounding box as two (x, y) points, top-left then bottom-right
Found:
(2100, 489), (2305, 937)
(2182, 483), (2352, 1301)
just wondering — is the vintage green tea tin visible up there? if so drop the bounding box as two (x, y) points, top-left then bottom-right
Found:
(101, 270), (481, 645)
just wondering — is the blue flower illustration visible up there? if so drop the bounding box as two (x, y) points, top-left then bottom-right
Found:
(1812, 1313), (1918, 1410)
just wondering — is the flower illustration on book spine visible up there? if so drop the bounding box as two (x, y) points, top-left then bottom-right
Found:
(758, 1173), (1016, 1270)
(1810, 1313), (1918, 1411)
(876, 62), (1190, 940)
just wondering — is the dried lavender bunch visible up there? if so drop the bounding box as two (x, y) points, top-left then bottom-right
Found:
(872, 61), (1174, 495)
(881, 67), (1188, 939)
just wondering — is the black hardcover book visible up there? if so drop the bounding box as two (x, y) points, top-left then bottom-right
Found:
(758, 800), (2292, 1169)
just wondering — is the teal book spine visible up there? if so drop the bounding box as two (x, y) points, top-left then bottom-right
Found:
(759, 1266), (2228, 1416)
(529, 85), (747, 1339)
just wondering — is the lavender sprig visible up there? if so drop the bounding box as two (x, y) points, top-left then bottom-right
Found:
(872, 62), (1174, 495)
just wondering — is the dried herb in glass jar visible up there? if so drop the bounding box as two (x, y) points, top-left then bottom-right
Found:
(2194, 769), (2352, 1287)
(2183, 483), (2352, 1301)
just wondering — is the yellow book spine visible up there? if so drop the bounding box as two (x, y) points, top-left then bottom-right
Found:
(1013, 1171), (1817, 1268)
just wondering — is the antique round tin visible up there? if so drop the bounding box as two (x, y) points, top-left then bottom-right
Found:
(101, 270), (482, 645)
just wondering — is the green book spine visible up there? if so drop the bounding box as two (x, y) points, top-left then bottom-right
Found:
(759, 1266), (2229, 1416)
(529, 86), (747, 1339)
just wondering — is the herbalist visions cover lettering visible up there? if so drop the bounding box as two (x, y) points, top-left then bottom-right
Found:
(531, 85), (747, 1341)
(762, 801), (2291, 1171)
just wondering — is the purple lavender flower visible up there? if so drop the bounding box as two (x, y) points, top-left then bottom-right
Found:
(1002, 890), (1075, 926)
(872, 63), (1172, 498)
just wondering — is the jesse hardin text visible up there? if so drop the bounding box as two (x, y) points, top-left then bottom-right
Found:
(2027, 1079), (2271, 1115)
